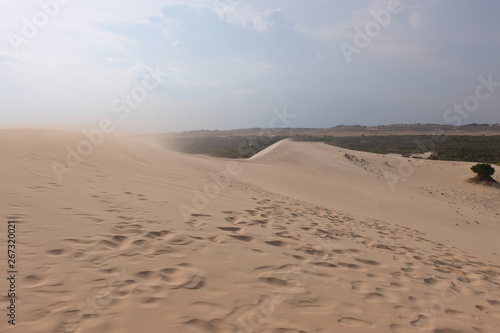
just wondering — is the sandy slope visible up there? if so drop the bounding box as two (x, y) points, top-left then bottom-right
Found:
(1, 130), (499, 333)
(240, 140), (500, 262)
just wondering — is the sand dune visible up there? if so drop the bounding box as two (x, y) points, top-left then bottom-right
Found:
(1, 130), (499, 333)
(241, 139), (500, 262)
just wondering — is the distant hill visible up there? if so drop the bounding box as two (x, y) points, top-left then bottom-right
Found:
(148, 124), (500, 163)
(157, 123), (500, 138)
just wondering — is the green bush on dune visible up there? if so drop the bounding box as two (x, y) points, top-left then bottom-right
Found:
(469, 163), (497, 185)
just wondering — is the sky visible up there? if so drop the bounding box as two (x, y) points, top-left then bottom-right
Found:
(0, 0), (499, 132)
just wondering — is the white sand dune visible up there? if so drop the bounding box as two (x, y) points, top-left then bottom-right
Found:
(1, 130), (499, 333)
(241, 139), (500, 262)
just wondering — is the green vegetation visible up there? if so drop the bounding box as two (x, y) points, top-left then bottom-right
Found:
(471, 163), (495, 177)
(166, 135), (287, 158)
(292, 135), (500, 164)
(469, 163), (497, 185)
(164, 134), (500, 164)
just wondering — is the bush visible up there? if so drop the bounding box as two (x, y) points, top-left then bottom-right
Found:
(469, 163), (497, 186)
(471, 163), (495, 177)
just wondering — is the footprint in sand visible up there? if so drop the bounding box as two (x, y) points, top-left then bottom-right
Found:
(274, 230), (301, 240)
(356, 258), (384, 267)
(144, 230), (170, 239)
(99, 239), (122, 249)
(337, 262), (366, 271)
(224, 216), (246, 225)
(139, 297), (163, 309)
(390, 324), (410, 333)
(24, 275), (45, 288)
(134, 270), (163, 285)
(181, 275), (206, 289)
(160, 266), (206, 290)
(217, 226), (242, 233)
(409, 314), (431, 329)
(366, 273), (390, 282)
(47, 249), (69, 256)
(245, 210), (259, 216)
(167, 234), (194, 246)
(385, 281), (412, 292)
(208, 235), (230, 245)
(192, 245), (208, 255)
(313, 261), (337, 268)
(363, 292), (388, 303)
(350, 280), (370, 293)
(229, 235), (254, 242)
(338, 317), (375, 328)
(256, 277), (306, 293)
(118, 215), (136, 222)
(423, 277), (452, 289)
(487, 299), (500, 307)
(131, 265), (206, 293)
(265, 240), (290, 247)
(191, 213), (211, 218)
(475, 304), (500, 319)
(445, 309), (481, 324)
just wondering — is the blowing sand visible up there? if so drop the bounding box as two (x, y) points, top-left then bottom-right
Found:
(1, 129), (499, 333)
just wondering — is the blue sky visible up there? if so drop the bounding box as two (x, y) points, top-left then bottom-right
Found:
(1, 0), (499, 132)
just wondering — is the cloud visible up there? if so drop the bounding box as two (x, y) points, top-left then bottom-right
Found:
(252, 8), (281, 32)
(1, 1), (499, 131)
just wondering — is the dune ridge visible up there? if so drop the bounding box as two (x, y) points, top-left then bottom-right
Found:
(1, 129), (499, 333)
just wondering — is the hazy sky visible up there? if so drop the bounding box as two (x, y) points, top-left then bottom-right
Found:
(1, 0), (499, 132)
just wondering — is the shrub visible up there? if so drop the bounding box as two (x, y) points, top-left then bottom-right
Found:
(471, 163), (495, 177)
(469, 163), (497, 186)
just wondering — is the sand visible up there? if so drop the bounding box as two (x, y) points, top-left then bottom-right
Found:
(1, 129), (499, 333)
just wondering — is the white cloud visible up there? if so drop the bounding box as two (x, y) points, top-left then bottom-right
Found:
(252, 8), (281, 32)
(1, 1), (499, 131)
